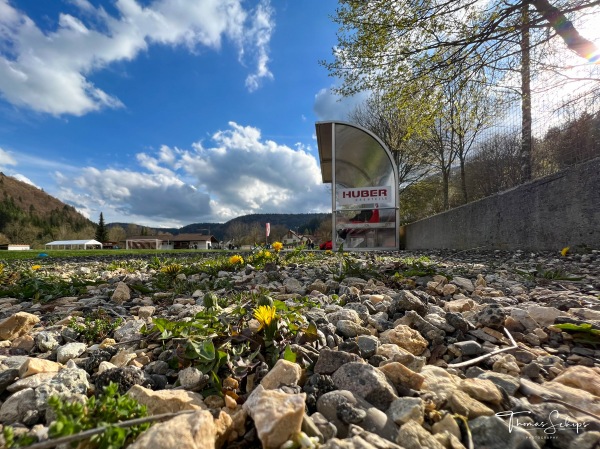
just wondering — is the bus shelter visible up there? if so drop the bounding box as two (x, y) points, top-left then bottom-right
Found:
(316, 121), (399, 251)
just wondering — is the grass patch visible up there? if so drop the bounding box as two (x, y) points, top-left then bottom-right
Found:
(0, 249), (228, 262)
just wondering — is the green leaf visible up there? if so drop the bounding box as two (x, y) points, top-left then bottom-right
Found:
(273, 300), (289, 311)
(553, 323), (600, 335)
(305, 321), (318, 338)
(200, 339), (216, 360)
(283, 345), (297, 363)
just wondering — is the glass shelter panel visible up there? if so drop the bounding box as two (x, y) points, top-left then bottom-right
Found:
(316, 121), (399, 251)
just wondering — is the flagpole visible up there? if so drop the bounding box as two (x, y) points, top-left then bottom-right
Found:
(265, 222), (270, 246)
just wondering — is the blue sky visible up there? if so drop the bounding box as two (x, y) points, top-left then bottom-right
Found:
(0, 0), (367, 227)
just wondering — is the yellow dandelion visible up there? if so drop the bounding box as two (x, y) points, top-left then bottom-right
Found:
(261, 250), (271, 258)
(31, 265), (41, 271)
(160, 264), (182, 275)
(229, 255), (244, 265)
(560, 247), (570, 257)
(272, 241), (283, 252)
(253, 305), (277, 331)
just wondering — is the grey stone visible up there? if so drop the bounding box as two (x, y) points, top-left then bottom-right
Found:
(283, 277), (305, 294)
(56, 342), (87, 364)
(332, 362), (398, 411)
(387, 397), (425, 425)
(0, 368), (19, 394)
(34, 331), (62, 352)
(388, 290), (427, 317)
(0, 387), (36, 424)
(327, 309), (362, 326)
(113, 319), (145, 342)
(343, 303), (370, 322)
(478, 371), (520, 395)
(448, 340), (484, 357)
(314, 348), (364, 375)
(177, 366), (209, 390)
(473, 304), (507, 329)
(35, 365), (90, 417)
(469, 415), (541, 449)
(357, 335), (380, 359)
(401, 310), (445, 345)
(451, 276), (475, 292)
(316, 390), (399, 440)
(445, 312), (471, 334)
(366, 312), (391, 332)
(424, 313), (455, 332)
(336, 320), (371, 338)
(310, 411), (337, 441)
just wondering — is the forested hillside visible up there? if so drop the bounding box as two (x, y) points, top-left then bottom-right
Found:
(108, 212), (331, 245)
(0, 173), (95, 246)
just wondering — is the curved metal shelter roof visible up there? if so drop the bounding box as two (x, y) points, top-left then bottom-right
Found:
(316, 121), (399, 251)
(316, 121), (396, 189)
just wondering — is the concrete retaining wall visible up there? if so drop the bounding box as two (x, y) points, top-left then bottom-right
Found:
(400, 157), (600, 251)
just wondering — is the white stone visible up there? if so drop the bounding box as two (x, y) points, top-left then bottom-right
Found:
(56, 342), (87, 364)
(526, 305), (562, 327)
(451, 276), (474, 292)
(127, 385), (206, 415)
(0, 312), (40, 341)
(260, 359), (302, 390)
(128, 409), (216, 449)
(243, 385), (306, 449)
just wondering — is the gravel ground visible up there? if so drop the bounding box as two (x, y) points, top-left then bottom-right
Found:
(0, 248), (599, 449)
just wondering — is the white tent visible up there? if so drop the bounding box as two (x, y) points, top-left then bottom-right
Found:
(45, 240), (103, 250)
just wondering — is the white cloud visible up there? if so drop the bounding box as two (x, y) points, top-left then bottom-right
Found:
(51, 121), (330, 226)
(313, 86), (369, 122)
(179, 122), (329, 215)
(12, 173), (37, 186)
(243, 0), (274, 91)
(0, 0), (275, 116)
(0, 146), (17, 168)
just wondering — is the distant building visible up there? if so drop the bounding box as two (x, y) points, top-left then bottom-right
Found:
(282, 230), (315, 248)
(125, 235), (173, 250)
(45, 240), (103, 250)
(0, 244), (31, 251)
(126, 234), (219, 250)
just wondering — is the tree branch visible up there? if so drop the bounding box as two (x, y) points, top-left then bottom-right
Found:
(530, 0), (600, 61)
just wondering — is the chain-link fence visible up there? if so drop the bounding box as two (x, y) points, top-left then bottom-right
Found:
(399, 81), (600, 223)
(461, 83), (600, 202)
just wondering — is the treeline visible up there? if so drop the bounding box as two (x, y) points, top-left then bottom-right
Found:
(107, 213), (332, 246)
(399, 110), (600, 223)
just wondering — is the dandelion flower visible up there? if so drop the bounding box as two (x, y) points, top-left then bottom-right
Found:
(229, 255), (244, 265)
(31, 265), (41, 270)
(272, 241), (283, 252)
(560, 247), (570, 257)
(160, 264), (182, 275)
(253, 305), (277, 331)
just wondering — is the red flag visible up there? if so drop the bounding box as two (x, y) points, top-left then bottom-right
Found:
(266, 223), (271, 237)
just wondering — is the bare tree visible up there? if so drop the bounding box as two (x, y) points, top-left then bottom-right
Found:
(348, 94), (433, 192)
(108, 225), (127, 244)
(323, 0), (600, 180)
(465, 133), (523, 198)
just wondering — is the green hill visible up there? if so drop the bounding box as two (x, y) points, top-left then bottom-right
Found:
(0, 173), (95, 246)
